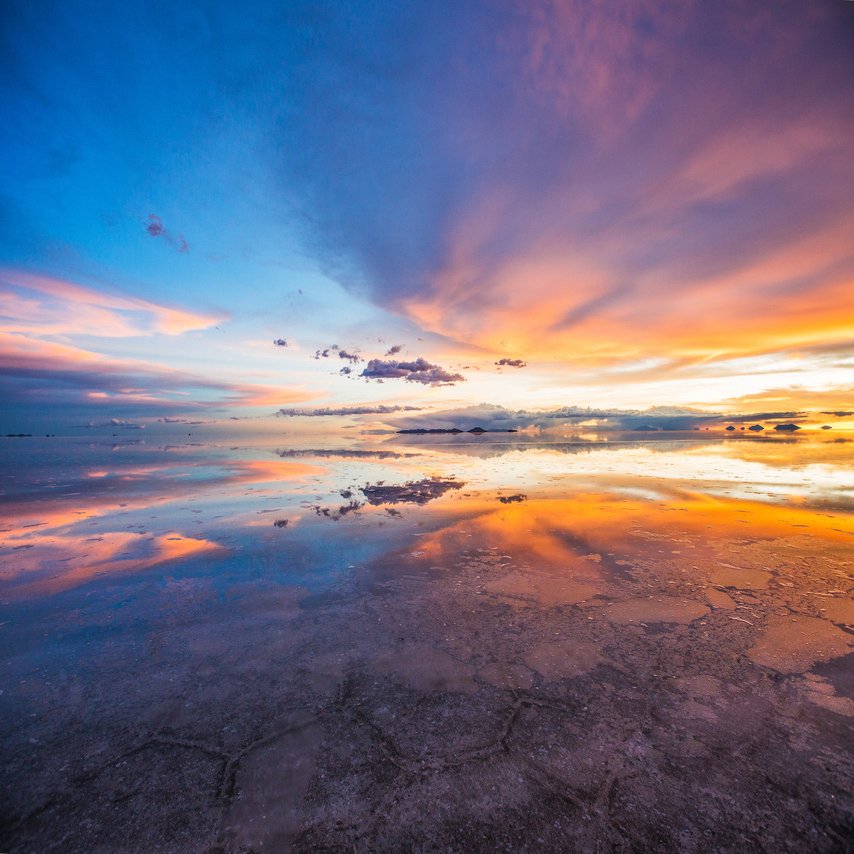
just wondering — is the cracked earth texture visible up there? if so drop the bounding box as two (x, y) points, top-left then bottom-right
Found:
(1, 435), (852, 852)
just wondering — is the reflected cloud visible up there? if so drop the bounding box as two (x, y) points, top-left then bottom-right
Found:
(2, 531), (223, 596)
(361, 477), (464, 506)
(2, 436), (851, 624)
(274, 448), (421, 459)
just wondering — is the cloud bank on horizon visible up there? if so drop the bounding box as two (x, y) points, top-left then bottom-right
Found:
(387, 403), (831, 434)
(0, 0), (852, 428)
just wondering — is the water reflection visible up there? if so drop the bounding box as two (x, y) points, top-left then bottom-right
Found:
(1, 433), (852, 850)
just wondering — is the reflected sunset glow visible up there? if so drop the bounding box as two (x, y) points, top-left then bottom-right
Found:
(2, 1), (853, 849)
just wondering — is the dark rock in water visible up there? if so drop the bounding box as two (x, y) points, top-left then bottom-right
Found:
(498, 494), (527, 504)
(725, 425), (736, 431)
(774, 423), (801, 432)
(821, 425), (832, 430)
(748, 424), (764, 431)
(739, 427), (746, 431)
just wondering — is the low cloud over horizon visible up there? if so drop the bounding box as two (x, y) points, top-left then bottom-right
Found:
(276, 404), (424, 417)
(388, 403), (836, 433)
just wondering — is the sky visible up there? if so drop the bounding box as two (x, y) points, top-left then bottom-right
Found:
(1, 0), (853, 433)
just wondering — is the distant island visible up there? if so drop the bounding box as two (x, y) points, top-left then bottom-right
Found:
(397, 426), (518, 434)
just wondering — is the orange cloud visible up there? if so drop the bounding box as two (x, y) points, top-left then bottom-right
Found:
(363, 3), (854, 387)
(713, 385), (854, 416)
(401, 205), (854, 375)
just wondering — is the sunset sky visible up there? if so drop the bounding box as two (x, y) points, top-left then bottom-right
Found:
(1, 0), (853, 432)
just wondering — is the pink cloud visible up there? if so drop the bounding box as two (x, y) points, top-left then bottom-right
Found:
(0, 332), (318, 411)
(0, 270), (222, 336)
(390, 3), (854, 370)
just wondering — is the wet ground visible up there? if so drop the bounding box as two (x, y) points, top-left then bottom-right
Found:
(1, 433), (852, 851)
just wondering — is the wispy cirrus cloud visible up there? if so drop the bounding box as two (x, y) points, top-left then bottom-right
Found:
(0, 332), (315, 416)
(268, 1), (853, 374)
(2, 1), (851, 419)
(0, 271), (222, 337)
(714, 385), (854, 415)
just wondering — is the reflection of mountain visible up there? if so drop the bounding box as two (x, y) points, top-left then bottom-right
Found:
(361, 477), (464, 505)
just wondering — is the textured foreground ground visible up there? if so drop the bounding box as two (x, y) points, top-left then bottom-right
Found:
(3, 517), (853, 852)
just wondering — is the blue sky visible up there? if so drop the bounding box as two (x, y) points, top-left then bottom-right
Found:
(1, 0), (853, 431)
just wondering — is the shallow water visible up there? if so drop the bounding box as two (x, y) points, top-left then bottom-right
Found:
(1, 433), (852, 850)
